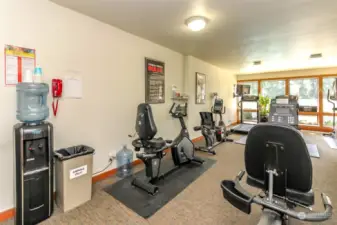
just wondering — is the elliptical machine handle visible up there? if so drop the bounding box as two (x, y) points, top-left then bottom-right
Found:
(220, 106), (226, 115)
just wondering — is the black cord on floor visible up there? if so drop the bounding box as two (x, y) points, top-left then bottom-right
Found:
(93, 158), (114, 175)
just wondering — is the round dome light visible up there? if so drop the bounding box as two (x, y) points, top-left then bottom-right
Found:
(186, 16), (208, 32)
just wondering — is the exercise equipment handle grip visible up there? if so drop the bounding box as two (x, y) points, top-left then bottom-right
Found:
(154, 143), (173, 153)
(253, 193), (333, 222)
(169, 103), (176, 114)
(236, 171), (245, 181)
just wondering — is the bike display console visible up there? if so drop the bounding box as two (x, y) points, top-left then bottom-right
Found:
(269, 95), (299, 128)
(213, 98), (224, 114)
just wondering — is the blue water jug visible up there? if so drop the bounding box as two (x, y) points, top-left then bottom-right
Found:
(116, 145), (133, 178)
(16, 83), (49, 123)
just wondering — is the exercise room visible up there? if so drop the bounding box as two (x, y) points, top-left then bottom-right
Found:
(1, 0), (336, 224)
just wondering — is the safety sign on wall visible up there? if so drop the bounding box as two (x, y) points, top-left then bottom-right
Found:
(4, 45), (36, 85)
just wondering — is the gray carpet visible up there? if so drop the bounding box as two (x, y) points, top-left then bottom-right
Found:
(323, 136), (337, 149)
(235, 135), (320, 158)
(1, 131), (336, 225)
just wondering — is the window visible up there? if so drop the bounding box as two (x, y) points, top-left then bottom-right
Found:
(323, 116), (334, 127)
(238, 81), (258, 95)
(323, 77), (337, 113)
(289, 78), (318, 107)
(298, 115), (318, 126)
(240, 112), (258, 123)
(261, 80), (286, 99)
(238, 81), (258, 110)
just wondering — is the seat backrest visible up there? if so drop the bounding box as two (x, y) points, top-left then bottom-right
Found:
(245, 123), (312, 195)
(199, 112), (214, 127)
(135, 103), (157, 140)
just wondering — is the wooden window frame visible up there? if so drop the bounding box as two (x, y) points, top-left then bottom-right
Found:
(237, 74), (337, 132)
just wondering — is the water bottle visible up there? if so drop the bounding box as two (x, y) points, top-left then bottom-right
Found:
(116, 145), (133, 178)
(16, 83), (49, 123)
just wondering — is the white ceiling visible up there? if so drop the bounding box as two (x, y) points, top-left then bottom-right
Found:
(51, 0), (337, 74)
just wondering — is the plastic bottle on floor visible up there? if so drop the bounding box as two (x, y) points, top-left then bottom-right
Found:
(116, 145), (133, 178)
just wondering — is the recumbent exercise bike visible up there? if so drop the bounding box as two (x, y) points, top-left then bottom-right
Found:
(194, 97), (232, 155)
(131, 103), (204, 195)
(221, 123), (332, 224)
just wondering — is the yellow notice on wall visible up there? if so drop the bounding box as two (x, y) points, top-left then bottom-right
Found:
(4, 45), (36, 85)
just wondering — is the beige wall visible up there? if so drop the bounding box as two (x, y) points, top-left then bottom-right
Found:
(237, 67), (337, 81)
(0, 0), (236, 211)
(183, 56), (237, 139)
(1, 0), (183, 211)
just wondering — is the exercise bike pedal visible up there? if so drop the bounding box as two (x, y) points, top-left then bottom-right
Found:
(193, 156), (205, 164)
(226, 138), (234, 142)
(210, 151), (216, 155)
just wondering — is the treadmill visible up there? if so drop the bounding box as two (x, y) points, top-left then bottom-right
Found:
(231, 84), (259, 134)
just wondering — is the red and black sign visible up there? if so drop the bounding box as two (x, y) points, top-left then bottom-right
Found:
(145, 58), (165, 104)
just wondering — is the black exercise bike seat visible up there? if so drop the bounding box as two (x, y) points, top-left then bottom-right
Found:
(148, 138), (166, 149)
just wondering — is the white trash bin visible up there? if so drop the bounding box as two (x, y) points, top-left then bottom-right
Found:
(54, 145), (95, 212)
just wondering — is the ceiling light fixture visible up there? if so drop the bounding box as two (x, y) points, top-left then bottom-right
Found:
(185, 16), (208, 32)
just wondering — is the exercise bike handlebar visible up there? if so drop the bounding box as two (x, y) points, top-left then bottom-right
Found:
(252, 194), (332, 222)
(153, 142), (173, 153)
(169, 103), (176, 114)
(234, 171), (333, 222)
(169, 103), (188, 117)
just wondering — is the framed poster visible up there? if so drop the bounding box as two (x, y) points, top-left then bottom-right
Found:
(196, 72), (206, 104)
(145, 58), (165, 104)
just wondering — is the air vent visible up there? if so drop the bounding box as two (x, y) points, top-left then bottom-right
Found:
(310, 53), (322, 58)
(253, 61), (262, 65)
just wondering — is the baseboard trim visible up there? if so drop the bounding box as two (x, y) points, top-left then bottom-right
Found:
(92, 158), (143, 183)
(0, 208), (15, 223)
(0, 136), (204, 222)
(92, 136), (203, 183)
(91, 122), (238, 184)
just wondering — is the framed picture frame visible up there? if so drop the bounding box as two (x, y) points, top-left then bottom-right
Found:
(145, 58), (165, 104)
(195, 72), (206, 104)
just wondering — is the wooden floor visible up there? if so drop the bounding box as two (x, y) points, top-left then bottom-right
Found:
(2, 132), (337, 225)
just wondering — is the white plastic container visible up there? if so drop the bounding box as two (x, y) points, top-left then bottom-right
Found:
(23, 70), (33, 83)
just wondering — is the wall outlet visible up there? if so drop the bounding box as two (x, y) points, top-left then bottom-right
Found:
(108, 152), (116, 162)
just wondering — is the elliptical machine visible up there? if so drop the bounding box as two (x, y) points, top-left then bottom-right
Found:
(323, 78), (337, 138)
(194, 94), (232, 155)
(211, 93), (233, 143)
(169, 102), (205, 165)
(131, 103), (204, 195)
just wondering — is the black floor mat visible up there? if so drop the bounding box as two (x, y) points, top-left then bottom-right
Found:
(104, 157), (216, 218)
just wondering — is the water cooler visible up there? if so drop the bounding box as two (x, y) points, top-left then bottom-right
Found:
(14, 83), (54, 225)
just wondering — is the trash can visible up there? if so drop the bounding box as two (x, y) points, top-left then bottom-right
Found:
(54, 145), (95, 212)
